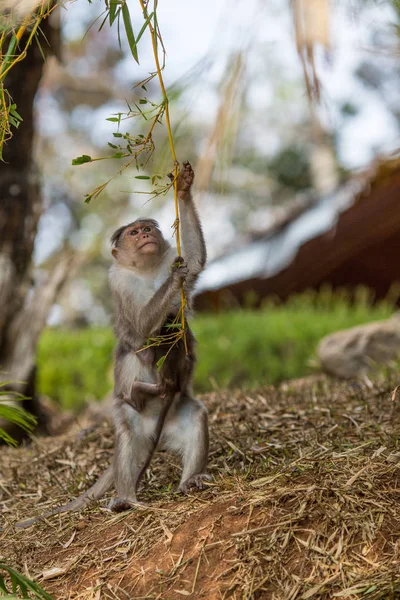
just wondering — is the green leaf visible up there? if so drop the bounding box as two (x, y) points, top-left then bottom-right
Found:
(108, 142), (119, 149)
(122, 2), (139, 64)
(0, 403), (37, 431)
(135, 175), (150, 179)
(164, 323), (182, 329)
(156, 355), (166, 371)
(113, 132), (123, 137)
(136, 12), (154, 45)
(72, 155), (92, 166)
(109, 0), (120, 26)
(34, 31), (46, 62)
(9, 104), (22, 122)
(0, 427), (18, 447)
(106, 117), (120, 122)
(98, 11), (109, 32)
(153, 10), (158, 51)
(0, 575), (9, 593)
(139, 98), (147, 104)
(0, 563), (54, 600)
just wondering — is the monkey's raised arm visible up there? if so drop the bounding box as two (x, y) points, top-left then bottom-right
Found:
(178, 162), (207, 284)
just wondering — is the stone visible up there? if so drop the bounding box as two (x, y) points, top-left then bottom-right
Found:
(317, 313), (400, 378)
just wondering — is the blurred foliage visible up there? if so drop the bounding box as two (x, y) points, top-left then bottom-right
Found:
(0, 384), (37, 446)
(38, 328), (115, 410)
(37, 288), (396, 409)
(267, 144), (312, 192)
(0, 563), (53, 600)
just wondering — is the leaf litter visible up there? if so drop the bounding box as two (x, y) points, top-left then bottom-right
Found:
(1, 374), (400, 599)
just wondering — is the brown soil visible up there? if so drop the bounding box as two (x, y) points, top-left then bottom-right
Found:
(2, 375), (400, 599)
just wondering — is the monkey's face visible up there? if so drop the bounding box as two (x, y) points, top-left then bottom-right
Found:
(112, 222), (164, 266)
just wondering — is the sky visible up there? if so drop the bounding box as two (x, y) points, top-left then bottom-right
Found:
(57, 0), (400, 170)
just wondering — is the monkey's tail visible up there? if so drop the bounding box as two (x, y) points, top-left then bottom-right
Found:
(13, 466), (114, 530)
(135, 392), (175, 493)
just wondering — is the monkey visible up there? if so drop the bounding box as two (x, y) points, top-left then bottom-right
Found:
(11, 161), (209, 528)
(107, 160), (209, 511)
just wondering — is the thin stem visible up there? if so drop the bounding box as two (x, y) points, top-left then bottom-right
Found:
(139, 0), (186, 334)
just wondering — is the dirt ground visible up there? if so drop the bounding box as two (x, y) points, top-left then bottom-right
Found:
(1, 374), (400, 599)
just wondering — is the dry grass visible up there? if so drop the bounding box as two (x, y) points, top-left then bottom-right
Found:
(1, 374), (400, 599)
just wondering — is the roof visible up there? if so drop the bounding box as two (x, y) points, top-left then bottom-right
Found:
(196, 180), (361, 293)
(195, 154), (400, 302)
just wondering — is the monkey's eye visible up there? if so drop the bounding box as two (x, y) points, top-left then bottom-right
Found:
(143, 226), (151, 233)
(130, 229), (139, 236)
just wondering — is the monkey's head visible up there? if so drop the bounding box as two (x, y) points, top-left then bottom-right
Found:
(111, 218), (167, 267)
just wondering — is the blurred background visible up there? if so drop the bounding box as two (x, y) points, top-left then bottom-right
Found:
(2, 0), (400, 420)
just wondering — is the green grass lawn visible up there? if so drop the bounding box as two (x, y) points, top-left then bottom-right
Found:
(37, 288), (396, 410)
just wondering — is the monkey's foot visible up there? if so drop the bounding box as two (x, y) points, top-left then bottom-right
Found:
(179, 473), (211, 494)
(177, 161), (194, 197)
(108, 497), (143, 512)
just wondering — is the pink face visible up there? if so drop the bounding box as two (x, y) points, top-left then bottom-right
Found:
(126, 222), (160, 253)
(112, 222), (162, 264)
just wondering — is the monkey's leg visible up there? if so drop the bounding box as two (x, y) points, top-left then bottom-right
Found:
(164, 396), (211, 494)
(110, 403), (153, 512)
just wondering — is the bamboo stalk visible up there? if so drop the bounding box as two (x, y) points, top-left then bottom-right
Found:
(138, 0), (186, 334)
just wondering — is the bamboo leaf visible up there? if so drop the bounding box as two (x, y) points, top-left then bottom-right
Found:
(0, 576), (8, 593)
(109, 0), (120, 26)
(0, 427), (18, 447)
(0, 563), (54, 600)
(72, 155), (92, 165)
(122, 2), (139, 64)
(135, 11), (154, 45)
(9, 104), (22, 122)
(156, 355), (166, 371)
(34, 32), (46, 62)
(135, 175), (150, 179)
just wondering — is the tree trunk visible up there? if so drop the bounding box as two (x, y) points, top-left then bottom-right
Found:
(0, 13), (65, 435)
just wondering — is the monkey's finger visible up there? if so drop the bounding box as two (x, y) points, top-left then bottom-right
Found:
(167, 172), (174, 181)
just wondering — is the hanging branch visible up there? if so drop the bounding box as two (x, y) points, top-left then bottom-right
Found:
(0, 0), (55, 158)
(138, 0), (186, 339)
(72, 0), (187, 347)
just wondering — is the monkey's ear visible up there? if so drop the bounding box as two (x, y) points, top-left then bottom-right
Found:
(112, 248), (119, 259)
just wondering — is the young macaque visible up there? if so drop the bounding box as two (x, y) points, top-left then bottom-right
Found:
(108, 161), (209, 511)
(12, 161), (209, 529)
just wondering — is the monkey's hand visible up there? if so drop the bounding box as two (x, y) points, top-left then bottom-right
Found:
(177, 161), (194, 199)
(171, 256), (188, 285)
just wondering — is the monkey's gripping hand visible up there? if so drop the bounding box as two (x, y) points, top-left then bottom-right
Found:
(177, 161), (194, 199)
(171, 256), (188, 285)
(168, 161), (194, 200)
